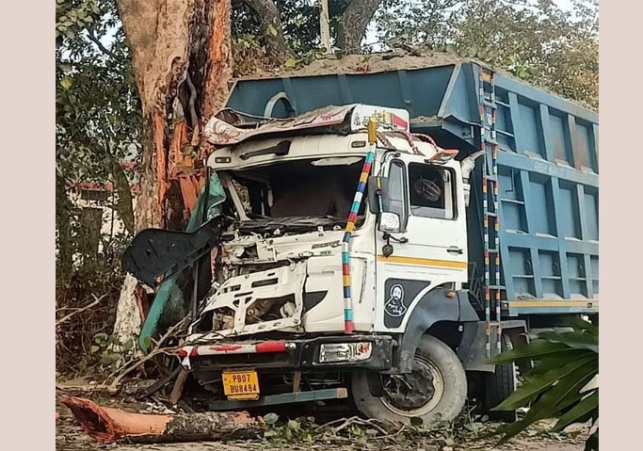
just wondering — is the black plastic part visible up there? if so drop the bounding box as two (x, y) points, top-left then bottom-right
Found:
(367, 176), (382, 214)
(239, 141), (291, 161)
(121, 218), (224, 289)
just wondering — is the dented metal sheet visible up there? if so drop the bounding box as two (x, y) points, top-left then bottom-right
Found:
(190, 261), (307, 340)
(204, 104), (410, 146)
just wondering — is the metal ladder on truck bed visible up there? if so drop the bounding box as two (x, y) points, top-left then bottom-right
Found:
(478, 66), (505, 359)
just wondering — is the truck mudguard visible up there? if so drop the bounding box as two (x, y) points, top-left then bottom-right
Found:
(395, 287), (479, 373)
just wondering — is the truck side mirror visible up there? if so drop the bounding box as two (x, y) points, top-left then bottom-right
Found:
(367, 176), (384, 214)
(369, 175), (405, 233)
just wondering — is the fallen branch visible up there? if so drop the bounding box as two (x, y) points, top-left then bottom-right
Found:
(56, 294), (107, 327)
(108, 346), (173, 389)
(135, 367), (182, 401)
(169, 369), (190, 405)
(107, 317), (190, 389)
(318, 415), (391, 436)
(56, 384), (118, 395)
(60, 396), (263, 444)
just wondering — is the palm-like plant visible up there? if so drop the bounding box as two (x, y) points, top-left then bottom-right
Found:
(490, 320), (598, 450)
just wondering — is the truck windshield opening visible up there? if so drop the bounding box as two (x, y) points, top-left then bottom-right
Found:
(228, 157), (368, 224)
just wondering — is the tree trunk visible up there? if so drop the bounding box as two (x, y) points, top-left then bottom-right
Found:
(61, 396), (261, 444)
(113, 0), (233, 347)
(242, 0), (292, 64)
(56, 174), (74, 276)
(336, 0), (384, 53)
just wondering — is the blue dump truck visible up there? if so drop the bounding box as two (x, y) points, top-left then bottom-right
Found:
(124, 61), (598, 424)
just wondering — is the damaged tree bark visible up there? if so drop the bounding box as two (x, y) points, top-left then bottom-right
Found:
(113, 0), (233, 346)
(61, 396), (262, 444)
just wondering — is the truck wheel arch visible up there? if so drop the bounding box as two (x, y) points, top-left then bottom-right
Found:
(394, 287), (479, 373)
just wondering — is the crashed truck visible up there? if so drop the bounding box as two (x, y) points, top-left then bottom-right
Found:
(122, 62), (599, 425)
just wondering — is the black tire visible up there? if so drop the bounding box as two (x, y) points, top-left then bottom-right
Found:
(483, 334), (518, 422)
(352, 334), (467, 426)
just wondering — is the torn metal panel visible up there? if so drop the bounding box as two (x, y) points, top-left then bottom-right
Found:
(189, 261), (307, 340)
(205, 104), (411, 146)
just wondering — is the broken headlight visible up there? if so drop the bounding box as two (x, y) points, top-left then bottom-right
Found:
(318, 342), (373, 363)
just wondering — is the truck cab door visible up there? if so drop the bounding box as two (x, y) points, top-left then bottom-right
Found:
(374, 157), (468, 332)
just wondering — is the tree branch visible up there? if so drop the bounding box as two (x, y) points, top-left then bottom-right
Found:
(108, 316), (191, 389)
(56, 294), (108, 327)
(87, 31), (118, 60)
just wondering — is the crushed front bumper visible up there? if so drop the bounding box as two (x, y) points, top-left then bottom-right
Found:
(177, 334), (395, 372)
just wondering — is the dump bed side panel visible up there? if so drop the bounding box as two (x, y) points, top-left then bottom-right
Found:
(482, 70), (598, 316)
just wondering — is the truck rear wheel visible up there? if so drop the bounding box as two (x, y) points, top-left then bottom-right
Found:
(352, 334), (467, 425)
(483, 334), (518, 422)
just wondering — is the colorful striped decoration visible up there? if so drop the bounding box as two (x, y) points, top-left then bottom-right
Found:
(479, 66), (505, 358)
(341, 128), (377, 334)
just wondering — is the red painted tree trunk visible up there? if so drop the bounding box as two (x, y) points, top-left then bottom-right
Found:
(113, 0), (232, 344)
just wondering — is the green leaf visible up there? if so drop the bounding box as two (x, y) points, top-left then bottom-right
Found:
(535, 330), (598, 353)
(489, 339), (579, 364)
(267, 24), (278, 37)
(528, 349), (594, 376)
(264, 412), (279, 425)
(568, 319), (598, 336)
(58, 63), (73, 74)
(552, 390), (598, 432)
(100, 353), (121, 366)
(90, 345), (100, 353)
(508, 357), (597, 426)
(493, 356), (595, 411)
(60, 77), (73, 91)
(94, 332), (108, 342)
(287, 419), (300, 431)
(285, 58), (301, 68)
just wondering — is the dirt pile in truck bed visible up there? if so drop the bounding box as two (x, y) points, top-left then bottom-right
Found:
(239, 49), (508, 80)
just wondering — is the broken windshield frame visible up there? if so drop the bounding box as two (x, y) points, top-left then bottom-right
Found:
(218, 157), (370, 232)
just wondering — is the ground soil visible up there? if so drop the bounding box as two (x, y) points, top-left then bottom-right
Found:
(56, 395), (589, 451)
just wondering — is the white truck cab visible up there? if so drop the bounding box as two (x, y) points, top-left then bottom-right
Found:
(148, 104), (520, 425)
(185, 132), (469, 341)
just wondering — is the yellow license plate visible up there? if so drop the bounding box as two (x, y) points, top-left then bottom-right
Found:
(222, 370), (260, 400)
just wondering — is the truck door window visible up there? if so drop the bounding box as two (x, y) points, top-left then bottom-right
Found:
(408, 163), (455, 220)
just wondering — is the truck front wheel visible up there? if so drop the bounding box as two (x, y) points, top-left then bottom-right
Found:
(352, 334), (467, 425)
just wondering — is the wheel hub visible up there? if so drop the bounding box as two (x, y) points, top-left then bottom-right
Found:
(380, 356), (444, 415)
